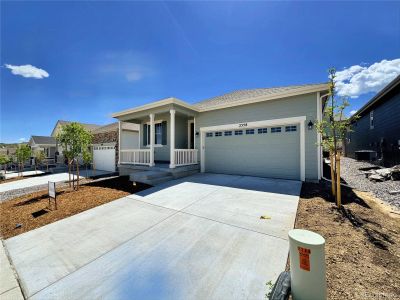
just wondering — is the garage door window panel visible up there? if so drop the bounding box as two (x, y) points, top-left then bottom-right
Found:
(285, 125), (297, 132)
(271, 127), (282, 133)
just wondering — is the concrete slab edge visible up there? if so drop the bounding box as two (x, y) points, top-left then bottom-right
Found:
(1, 240), (25, 299)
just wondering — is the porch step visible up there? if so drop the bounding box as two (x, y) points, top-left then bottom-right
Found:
(129, 167), (199, 186)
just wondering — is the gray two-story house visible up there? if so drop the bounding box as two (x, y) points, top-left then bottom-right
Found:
(345, 75), (400, 167)
(112, 83), (329, 182)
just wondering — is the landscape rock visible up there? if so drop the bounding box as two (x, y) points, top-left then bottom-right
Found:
(369, 174), (385, 182)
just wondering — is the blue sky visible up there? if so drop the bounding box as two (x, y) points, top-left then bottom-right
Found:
(1, 1), (399, 143)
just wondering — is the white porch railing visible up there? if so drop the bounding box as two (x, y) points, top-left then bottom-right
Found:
(120, 149), (151, 165)
(174, 149), (198, 166)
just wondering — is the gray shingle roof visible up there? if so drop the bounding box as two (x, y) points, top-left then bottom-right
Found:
(193, 83), (327, 110)
(92, 122), (119, 134)
(31, 136), (56, 145)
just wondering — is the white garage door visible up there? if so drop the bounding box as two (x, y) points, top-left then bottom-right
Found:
(93, 144), (116, 172)
(204, 125), (300, 180)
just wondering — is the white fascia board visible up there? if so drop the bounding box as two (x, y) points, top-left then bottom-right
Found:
(112, 98), (199, 118)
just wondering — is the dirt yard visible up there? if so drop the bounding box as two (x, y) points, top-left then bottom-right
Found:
(295, 182), (400, 300)
(0, 176), (149, 239)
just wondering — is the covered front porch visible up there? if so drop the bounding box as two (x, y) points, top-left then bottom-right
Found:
(114, 98), (199, 170)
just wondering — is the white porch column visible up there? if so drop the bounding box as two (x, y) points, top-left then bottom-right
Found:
(149, 113), (155, 167)
(170, 109), (176, 168)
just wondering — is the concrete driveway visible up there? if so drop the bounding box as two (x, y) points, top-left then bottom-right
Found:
(5, 173), (301, 299)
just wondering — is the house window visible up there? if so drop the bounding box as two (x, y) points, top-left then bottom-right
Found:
(234, 130), (243, 135)
(285, 125), (297, 132)
(246, 129), (254, 135)
(224, 131), (232, 136)
(271, 127), (281, 133)
(144, 122), (166, 146)
(155, 123), (163, 144)
(215, 132), (222, 137)
(258, 128), (267, 134)
(370, 110), (374, 129)
(206, 132), (213, 137)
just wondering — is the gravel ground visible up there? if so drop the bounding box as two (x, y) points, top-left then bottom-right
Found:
(340, 157), (400, 209)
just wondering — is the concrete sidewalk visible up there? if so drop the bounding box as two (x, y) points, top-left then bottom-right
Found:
(0, 242), (24, 300)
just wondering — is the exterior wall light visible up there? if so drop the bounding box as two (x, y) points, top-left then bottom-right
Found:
(308, 120), (314, 130)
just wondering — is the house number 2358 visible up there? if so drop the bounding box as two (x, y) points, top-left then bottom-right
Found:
(238, 123), (248, 127)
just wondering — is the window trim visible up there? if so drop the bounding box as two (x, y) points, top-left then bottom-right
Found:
(144, 120), (165, 147)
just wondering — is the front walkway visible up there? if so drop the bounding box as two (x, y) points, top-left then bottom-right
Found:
(4, 173), (301, 299)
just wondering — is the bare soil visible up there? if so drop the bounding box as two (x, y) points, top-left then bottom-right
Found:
(294, 182), (400, 300)
(0, 176), (149, 239)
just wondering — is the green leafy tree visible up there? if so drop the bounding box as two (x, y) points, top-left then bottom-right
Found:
(316, 68), (355, 207)
(0, 154), (9, 175)
(56, 122), (93, 190)
(15, 144), (31, 176)
(82, 150), (92, 177)
(34, 151), (46, 172)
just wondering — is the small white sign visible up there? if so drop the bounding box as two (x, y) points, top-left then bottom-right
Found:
(48, 181), (56, 198)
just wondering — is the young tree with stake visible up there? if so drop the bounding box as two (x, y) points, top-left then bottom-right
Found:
(15, 144), (31, 177)
(56, 123), (93, 190)
(316, 68), (354, 208)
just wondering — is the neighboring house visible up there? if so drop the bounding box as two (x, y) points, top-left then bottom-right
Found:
(344, 75), (400, 167)
(50, 120), (101, 164)
(28, 136), (57, 163)
(91, 122), (139, 172)
(112, 83), (329, 181)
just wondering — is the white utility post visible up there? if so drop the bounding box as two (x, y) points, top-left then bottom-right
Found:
(288, 229), (327, 300)
(149, 113), (155, 167)
(170, 109), (176, 168)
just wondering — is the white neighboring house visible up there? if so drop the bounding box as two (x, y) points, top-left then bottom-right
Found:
(28, 136), (57, 165)
(91, 122), (140, 172)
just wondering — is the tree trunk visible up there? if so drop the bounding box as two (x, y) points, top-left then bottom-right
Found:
(68, 160), (71, 188)
(76, 160), (80, 190)
(330, 152), (336, 199)
(336, 153), (342, 208)
(72, 161), (75, 190)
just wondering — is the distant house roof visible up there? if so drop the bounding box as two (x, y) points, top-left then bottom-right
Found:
(92, 122), (119, 134)
(51, 120), (101, 136)
(30, 136), (56, 145)
(57, 120), (101, 131)
(350, 75), (400, 120)
(112, 83), (328, 118)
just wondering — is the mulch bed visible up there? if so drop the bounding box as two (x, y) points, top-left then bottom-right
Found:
(294, 182), (400, 300)
(0, 176), (150, 239)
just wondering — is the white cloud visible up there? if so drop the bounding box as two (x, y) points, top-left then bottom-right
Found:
(18, 137), (26, 142)
(96, 51), (154, 82)
(350, 110), (357, 116)
(125, 71), (143, 82)
(335, 58), (400, 98)
(5, 64), (49, 79)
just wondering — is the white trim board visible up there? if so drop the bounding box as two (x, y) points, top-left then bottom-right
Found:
(199, 116), (307, 181)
